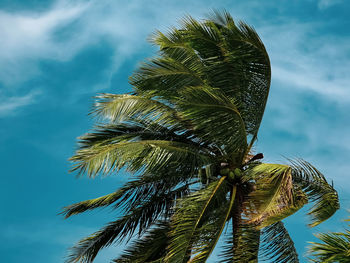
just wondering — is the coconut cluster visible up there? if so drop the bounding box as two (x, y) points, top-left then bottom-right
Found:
(220, 167), (242, 181)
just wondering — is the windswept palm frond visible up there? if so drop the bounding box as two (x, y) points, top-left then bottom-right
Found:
(75, 121), (216, 153)
(256, 187), (308, 229)
(61, 173), (192, 218)
(165, 177), (229, 262)
(133, 10), (270, 147)
(91, 94), (203, 146)
(66, 184), (191, 263)
(289, 159), (339, 227)
(149, 29), (204, 73)
(177, 85), (247, 157)
(260, 221), (299, 263)
(71, 138), (212, 177)
(130, 55), (205, 99)
(112, 221), (169, 263)
(91, 94), (179, 126)
(61, 190), (124, 218)
(230, 224), (260, 263)
(189, 185), (237, 262)
(243, 164), (297, 228)
(308, 229), (350, 263)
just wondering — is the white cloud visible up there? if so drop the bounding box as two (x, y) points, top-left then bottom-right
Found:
(0, 89), (41, 117)
(0, 0), (208, 113)
(258, 22), (350, 102)
(0, 0), (90, 86)
(0, 0), (208, 88)
(0, 0), (348, 110)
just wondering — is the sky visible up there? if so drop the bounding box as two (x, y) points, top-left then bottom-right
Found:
(0, 0), (349, 262)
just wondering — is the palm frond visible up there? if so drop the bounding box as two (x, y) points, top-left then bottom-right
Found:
(289, 159), (339, 227)
(130, 55), (205, 99)
(91, 94), (178, 125)
(65, 184), (191, 263)
(61, 190), (124, 218)
(112, 221), (169, 263)
(308, 229), (350, 262)
(177, 85), (247, 157)
(206, 9), (235, 27)
(71, 137), (212, 177)
(229, 224), (260, 263)
(189, 185), (237, 262)
(256, 186), (308, 228)
(165, 177), (229, 262)
(195, 11), (270, 140)
(61, 173), (192, 218)
(260, 221), (299, 263)
(132, 10), (271, 145)
(149, 29), (204, 74)
(243, 163), (298, 228)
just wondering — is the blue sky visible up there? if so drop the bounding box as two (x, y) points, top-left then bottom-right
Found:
(0, 0), (349, 262)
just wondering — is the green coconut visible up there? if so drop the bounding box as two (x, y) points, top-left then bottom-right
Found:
(229, 171), (235, 181)
(220, 168), (230, 175)
(234, 168), (242, 178)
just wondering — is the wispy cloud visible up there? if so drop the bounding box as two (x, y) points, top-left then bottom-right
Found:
(0, 0), (348, 109)
(0, 0), (89, 86)
(0, 0), (206, 88)
(259, 21), (350, 102)
(0, 89), (40, 117)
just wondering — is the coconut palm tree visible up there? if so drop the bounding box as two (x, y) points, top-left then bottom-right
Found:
(308, 216), (350, 262)
(61, 11), (339, 263)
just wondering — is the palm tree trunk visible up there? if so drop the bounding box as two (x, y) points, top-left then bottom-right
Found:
(231, 186), (260, 262)
(232, 185), (243, 261)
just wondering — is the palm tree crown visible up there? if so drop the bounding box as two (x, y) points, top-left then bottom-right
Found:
(62, 11), (339, 263)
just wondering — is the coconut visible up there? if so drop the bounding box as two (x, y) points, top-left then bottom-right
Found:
(234, 168), (242, 178)
(229, 171), (235, 181)
(220, 168), (230, 175)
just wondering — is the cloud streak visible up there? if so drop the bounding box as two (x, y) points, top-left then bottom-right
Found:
(0, 0), (205, 88)
(0, 89), (40, 117)
(259, 21), (350, 102)
(0, 0), (348, 109)
(0, 0), (89, 86)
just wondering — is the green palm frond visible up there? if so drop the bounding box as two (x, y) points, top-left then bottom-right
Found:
(91, 94), (179, 126)
(243, 163), (297, 228)
(232, 224), (260, 263)
(61, 190), (124, 218)
(308, 229), (350, 262)
(132, 10), (270, 146)
(149, 30), (204, 72)
(189, 185), (237, 262)
(289, 159), (339, 227)
(130, 55), (205, 99)
(75, 121), (215, 153)
(112, 221), (169, 263)
(165, 177), (229, 262)
(61, 173), (192, 218)
(66, 184), (190, 263)
(256, 188), (307, 228)
(71, 138), (212, 177)
(177, 85), (247, 157)
(260, 221), (299, 263)
(193, 11), (270, 140)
